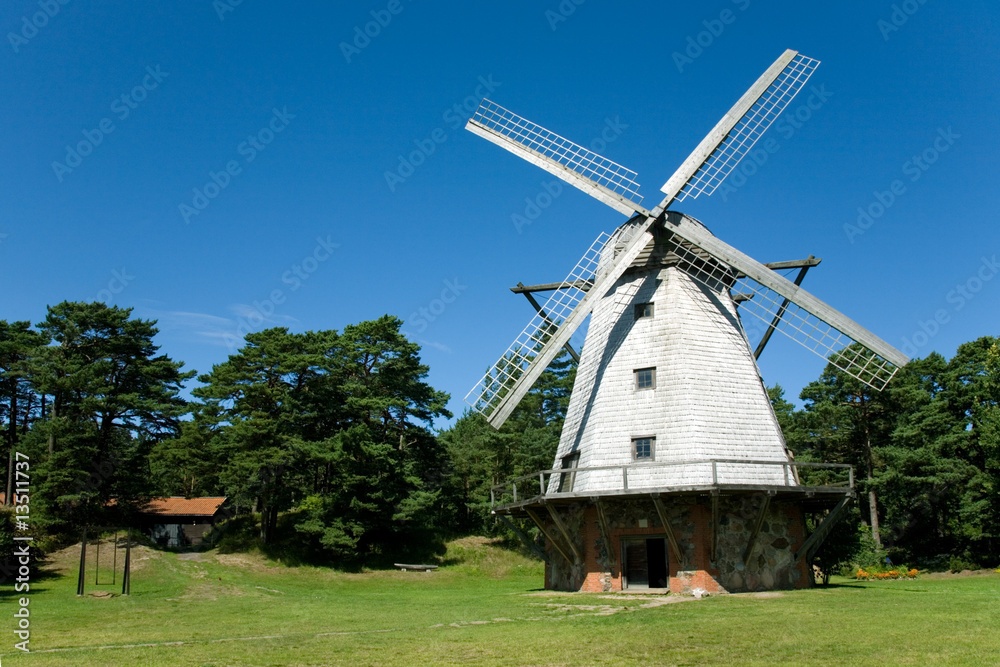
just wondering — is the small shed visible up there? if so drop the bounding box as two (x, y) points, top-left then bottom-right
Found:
(140, 497), (228, 548)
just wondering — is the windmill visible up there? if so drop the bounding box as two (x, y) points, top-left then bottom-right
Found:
(464, 50), (908, 593)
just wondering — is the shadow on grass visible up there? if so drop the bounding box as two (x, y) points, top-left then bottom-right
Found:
(204, 513), (451, 573)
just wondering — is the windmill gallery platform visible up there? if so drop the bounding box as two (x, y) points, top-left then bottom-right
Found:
(492, 472), (853, 594)
(463, 50), (905, 594)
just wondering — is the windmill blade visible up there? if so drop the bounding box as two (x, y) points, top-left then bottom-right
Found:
(466, 216), (655, 427)
(465, 50), (824, 427)
(466, 99), (646, 217)
(662, 213), (908, 390)
(659, 50), (820, 209)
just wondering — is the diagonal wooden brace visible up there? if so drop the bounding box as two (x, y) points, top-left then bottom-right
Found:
(794, 495), (853, 563)
(594, 499), (615, 567)
(497, 514), (548, 563)
(525, 507), (576, 565)
(743, 493), (772, 564)
(651, 496), (684, 567)
(545, 504), (582, 563)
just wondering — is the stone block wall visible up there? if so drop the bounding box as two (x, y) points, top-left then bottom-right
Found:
(539, 494), (811, 594)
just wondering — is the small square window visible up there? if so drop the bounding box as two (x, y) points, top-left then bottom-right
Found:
(635, 367), (655, 390)
(633, 436), (654, 460)
(634, 302), (654, 320)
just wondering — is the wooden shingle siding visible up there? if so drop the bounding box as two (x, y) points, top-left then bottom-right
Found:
(551, 215), (789, 494)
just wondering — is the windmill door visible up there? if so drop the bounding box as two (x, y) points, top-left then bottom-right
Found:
(622, 538), (668, 589)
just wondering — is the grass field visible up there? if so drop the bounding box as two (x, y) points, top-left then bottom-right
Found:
(2, 537), (999, 666)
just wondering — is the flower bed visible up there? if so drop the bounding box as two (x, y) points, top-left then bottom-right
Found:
(856, 568), (919, 581)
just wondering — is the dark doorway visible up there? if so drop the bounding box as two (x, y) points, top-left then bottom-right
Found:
(647, 538), (667, 588)
(623, 537), (668, 589)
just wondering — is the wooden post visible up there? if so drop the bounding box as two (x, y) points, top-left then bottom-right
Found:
(525, 507), (574, 565)
(94, 534), (100, 585)
(743, 494), (772, 564)
(122, 529), (131, 596)
(76, 527), (87, 597)
(651, 497), (683, 567)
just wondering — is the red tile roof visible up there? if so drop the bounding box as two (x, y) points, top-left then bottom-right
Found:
(141, 497), (227, 517)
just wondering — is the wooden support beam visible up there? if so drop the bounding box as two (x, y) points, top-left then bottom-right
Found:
(743, 493), (772, 564)
(497, 514), (548, 562)
(651, 496), (683, 567)
(545, 504), (582, 563)
(794, 495), (852, 563)
(518, 285), (580, 363)
(754, 256), (815, 360)
(710, 493), (720, 563)
(525, 507), (574, 565)
(761, 257), (822, 272)
(510, 280), (593, 294)
(594, 500), (615, 567)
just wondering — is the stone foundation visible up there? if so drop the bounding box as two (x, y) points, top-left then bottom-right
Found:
(536, 494), (811, 593)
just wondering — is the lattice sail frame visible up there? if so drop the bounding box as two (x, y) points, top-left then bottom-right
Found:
(669, 53), (820, 203)
(465, 231), (610, 417)
(664, 234), (900, 390)
(470, 99), (643, 206)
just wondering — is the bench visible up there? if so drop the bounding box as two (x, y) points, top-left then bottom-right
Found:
(394, 563), (439, 572)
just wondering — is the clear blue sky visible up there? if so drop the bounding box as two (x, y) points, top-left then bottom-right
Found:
(3, 1), (998, 426)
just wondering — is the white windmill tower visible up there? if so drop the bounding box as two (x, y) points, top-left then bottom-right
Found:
(465, 50), (908, 593)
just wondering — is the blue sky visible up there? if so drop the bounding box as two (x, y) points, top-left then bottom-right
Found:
(2, 1), (998, 426)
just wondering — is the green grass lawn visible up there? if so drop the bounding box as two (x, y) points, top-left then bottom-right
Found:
(3, 537), (999, 666)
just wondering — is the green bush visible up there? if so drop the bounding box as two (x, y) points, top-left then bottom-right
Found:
(948, 555), (980, 572)
(852, 524), (888, 570)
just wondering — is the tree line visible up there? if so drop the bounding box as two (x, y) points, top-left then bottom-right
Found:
(1, 301), (997, 571)
(773, 337), (1000, 570)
